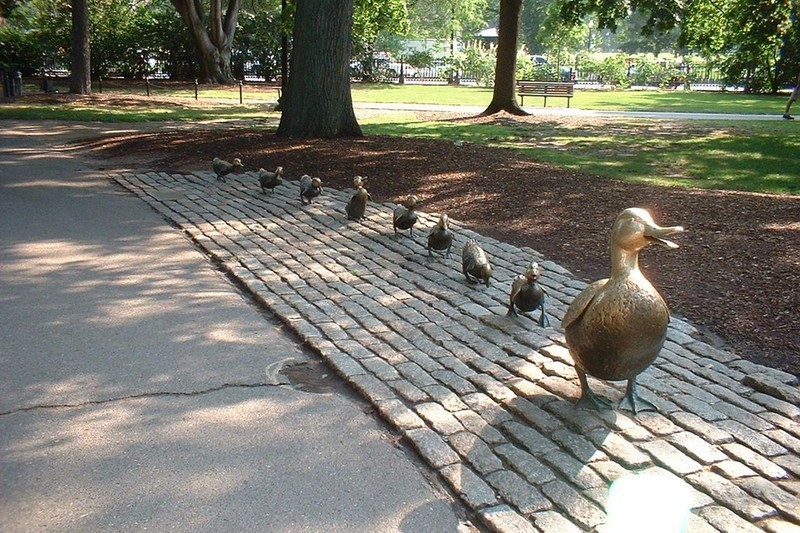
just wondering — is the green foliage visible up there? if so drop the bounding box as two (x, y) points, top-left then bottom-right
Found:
(406, 50), (435, 69)
(538, 0), (587, 60)
(136, 1), (197, 79)
(628, 57), (676, 87)
(453, 45), (496, 86)
(520, 0), (551, 54)
(90, 0), (139, 77)
(515, 53), (537, 81)
(407, 0), (490, 41)
(0, 0), (70, 74)
(557, 0), (798, 93)
(353, 0), (408, 44)
(584, 54), (629, 86)
(233, 8), (283, 80)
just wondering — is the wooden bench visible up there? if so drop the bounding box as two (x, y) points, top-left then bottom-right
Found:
(516, 81), (574, 107)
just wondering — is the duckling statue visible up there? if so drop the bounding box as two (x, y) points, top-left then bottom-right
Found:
(462, 239), (492, 286)
(507, 261), (550, 327)
(345, 176), (371, 221)
(259, 166), (283, 193)
(393, 195), (419, 237)
(299, 174), (323, 205)
(212, 157), (243, 182)
(562, 208), (684, 414)
(427, 214), (454, 259)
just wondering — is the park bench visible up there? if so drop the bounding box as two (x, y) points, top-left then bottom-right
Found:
(516, 80), (574, 107)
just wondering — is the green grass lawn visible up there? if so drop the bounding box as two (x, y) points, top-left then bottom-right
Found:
(2, 81), (797, 195)
(349, 83), (788, 115)
(361, 115), (799, 194)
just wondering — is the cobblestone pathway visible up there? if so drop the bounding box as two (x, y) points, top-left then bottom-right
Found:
(113, 170), (800, 533)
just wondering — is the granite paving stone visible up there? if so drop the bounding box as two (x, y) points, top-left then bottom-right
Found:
(449, 431), (505, 475)
(542, 450), (607, 490)
(481, 505), (539, 533)
(454, 411), (508, 446)
(495, 444), (557, 485)
(424, 384), (470, 412)
(713, 459), (760, 479)
(486, 470), (553, 515)
(721, 442), (790, 480)
(540, 478), (606, 530)
(687, 471), (776, 522)
(698, 506), (771, 533)
(637, 438), (702, 475)
(737, 477), (800, 523)
(113, 172), (800, 533)
(439, 464), (500, 509)
(717, 419), (788, 457)
(668, 430), (729, 464)
(387, 379), (430, 403)
(505, 397), (563, 434)
(774, 453), (800, 477)
(550, 428), (605, 464)
(415, 402), (465, 435)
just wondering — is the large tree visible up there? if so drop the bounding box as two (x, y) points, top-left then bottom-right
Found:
(170, 0), (241, 83)
(482, 0), (526, 115)
(276, 0), (361, 138)
(69, 0), (91, 94)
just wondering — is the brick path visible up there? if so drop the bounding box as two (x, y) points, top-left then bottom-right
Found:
(113, 170), (800, 533)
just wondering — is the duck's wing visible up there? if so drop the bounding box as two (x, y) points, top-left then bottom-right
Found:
(509, 275), (525, 303)
(561, 278), (608, 329)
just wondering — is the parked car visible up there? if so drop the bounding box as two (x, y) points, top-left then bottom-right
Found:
(350, 58), (419, 79)
(383, 60), (419, 78)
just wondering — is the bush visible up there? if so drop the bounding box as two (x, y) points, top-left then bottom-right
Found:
(453, 46), (496, 86)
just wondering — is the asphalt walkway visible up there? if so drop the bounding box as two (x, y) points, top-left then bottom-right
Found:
(0, 122), (474, 533)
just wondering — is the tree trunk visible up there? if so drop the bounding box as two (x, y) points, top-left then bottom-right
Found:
(277, 0), (362, 138)
(69, 0), (91, 94)
(482, 0), (527, 116)
(170, 0), (240, 84)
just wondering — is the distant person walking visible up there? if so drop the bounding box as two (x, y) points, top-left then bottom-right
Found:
(783, 71), (800, 119)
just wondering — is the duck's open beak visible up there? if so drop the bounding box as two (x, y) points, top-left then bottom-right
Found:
(645, 223), (684, 249)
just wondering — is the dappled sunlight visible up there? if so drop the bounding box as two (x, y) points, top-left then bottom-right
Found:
(3, 176), (104, 188)
(367, 112), (799, 193)
(2, 385), (446, 531)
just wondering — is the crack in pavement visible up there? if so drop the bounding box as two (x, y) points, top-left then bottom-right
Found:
(0, 382), (276, 417)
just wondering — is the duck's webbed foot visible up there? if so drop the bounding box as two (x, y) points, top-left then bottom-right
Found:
(576, 370), (614, 411)
(538, 308), (550, 328)
(618, 378), (657, 414)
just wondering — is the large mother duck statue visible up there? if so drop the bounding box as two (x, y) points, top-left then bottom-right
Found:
(562, 208), (684, 414)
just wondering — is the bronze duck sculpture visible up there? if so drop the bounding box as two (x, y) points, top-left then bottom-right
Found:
(562, 208), (683, 414)
(259, 166), (283, 193)
(299, 174), (323, 204)
(212, 157), (243, 182)
(507, 261), (550, 327)
(345, 176), (371, 221)
(393, 195), (419, 237)
(427, 214), (454, 259)
(462, 239), (492, 286)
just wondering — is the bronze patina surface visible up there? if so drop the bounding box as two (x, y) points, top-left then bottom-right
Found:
(562, 208), (684, 413)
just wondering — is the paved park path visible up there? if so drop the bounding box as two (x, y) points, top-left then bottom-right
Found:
(110, 163), (800, 532)
(0, 122), (473, 533)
